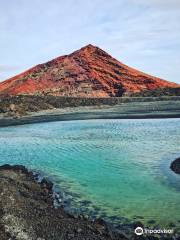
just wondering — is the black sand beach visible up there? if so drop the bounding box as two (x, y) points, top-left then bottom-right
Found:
(1, 99), (180, 127)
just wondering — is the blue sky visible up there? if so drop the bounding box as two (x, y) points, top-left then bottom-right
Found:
(0, 0), (180, 83)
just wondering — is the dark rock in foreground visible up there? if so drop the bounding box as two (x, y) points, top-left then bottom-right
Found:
(170, 157), (180, 174)
(0, 164), (126, 240)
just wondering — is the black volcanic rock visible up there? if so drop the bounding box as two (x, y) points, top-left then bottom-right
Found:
(0, 164), (127, 240)
(170, 157), (180, 174)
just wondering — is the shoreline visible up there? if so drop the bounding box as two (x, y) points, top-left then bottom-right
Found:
(1, 100), (180, 127)
(0, 164), (178, 240)
(1, 112), (180, 128)
(0, 164), (127, 240)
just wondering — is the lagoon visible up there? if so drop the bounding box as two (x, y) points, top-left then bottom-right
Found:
(0, 119), (180, 231)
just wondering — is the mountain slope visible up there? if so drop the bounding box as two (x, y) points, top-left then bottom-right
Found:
(0, 44), (179, 97)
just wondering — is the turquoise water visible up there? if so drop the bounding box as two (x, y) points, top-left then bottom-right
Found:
(0, 119), (180, 230)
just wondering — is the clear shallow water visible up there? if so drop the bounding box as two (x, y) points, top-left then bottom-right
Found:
(0, 119), (180, 230)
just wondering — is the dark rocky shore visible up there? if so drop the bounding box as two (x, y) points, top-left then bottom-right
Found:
(0, 164), (179, 240)
(1, 97), (180, 128)
(0, 164), (128, 240)
(170, 157), (180, 174)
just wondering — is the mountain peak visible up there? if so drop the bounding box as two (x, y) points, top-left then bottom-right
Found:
(75, 44), (109, 55)
(0, 45), (179, 97)
(83, 44), (96, 49)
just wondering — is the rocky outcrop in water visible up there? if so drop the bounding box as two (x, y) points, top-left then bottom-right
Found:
(170, 157), (180, 174)
(0, 164), (127, 240)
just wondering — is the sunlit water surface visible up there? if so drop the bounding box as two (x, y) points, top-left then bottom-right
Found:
(0, 119), (180, 230)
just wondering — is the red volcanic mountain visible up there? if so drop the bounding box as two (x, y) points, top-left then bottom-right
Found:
(0, 44), (178, 97)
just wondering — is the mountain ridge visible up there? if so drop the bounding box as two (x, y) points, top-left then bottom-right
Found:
(0, 44), (179, 97)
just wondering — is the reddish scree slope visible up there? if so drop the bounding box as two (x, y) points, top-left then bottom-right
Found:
(0, 44), (178, 97)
